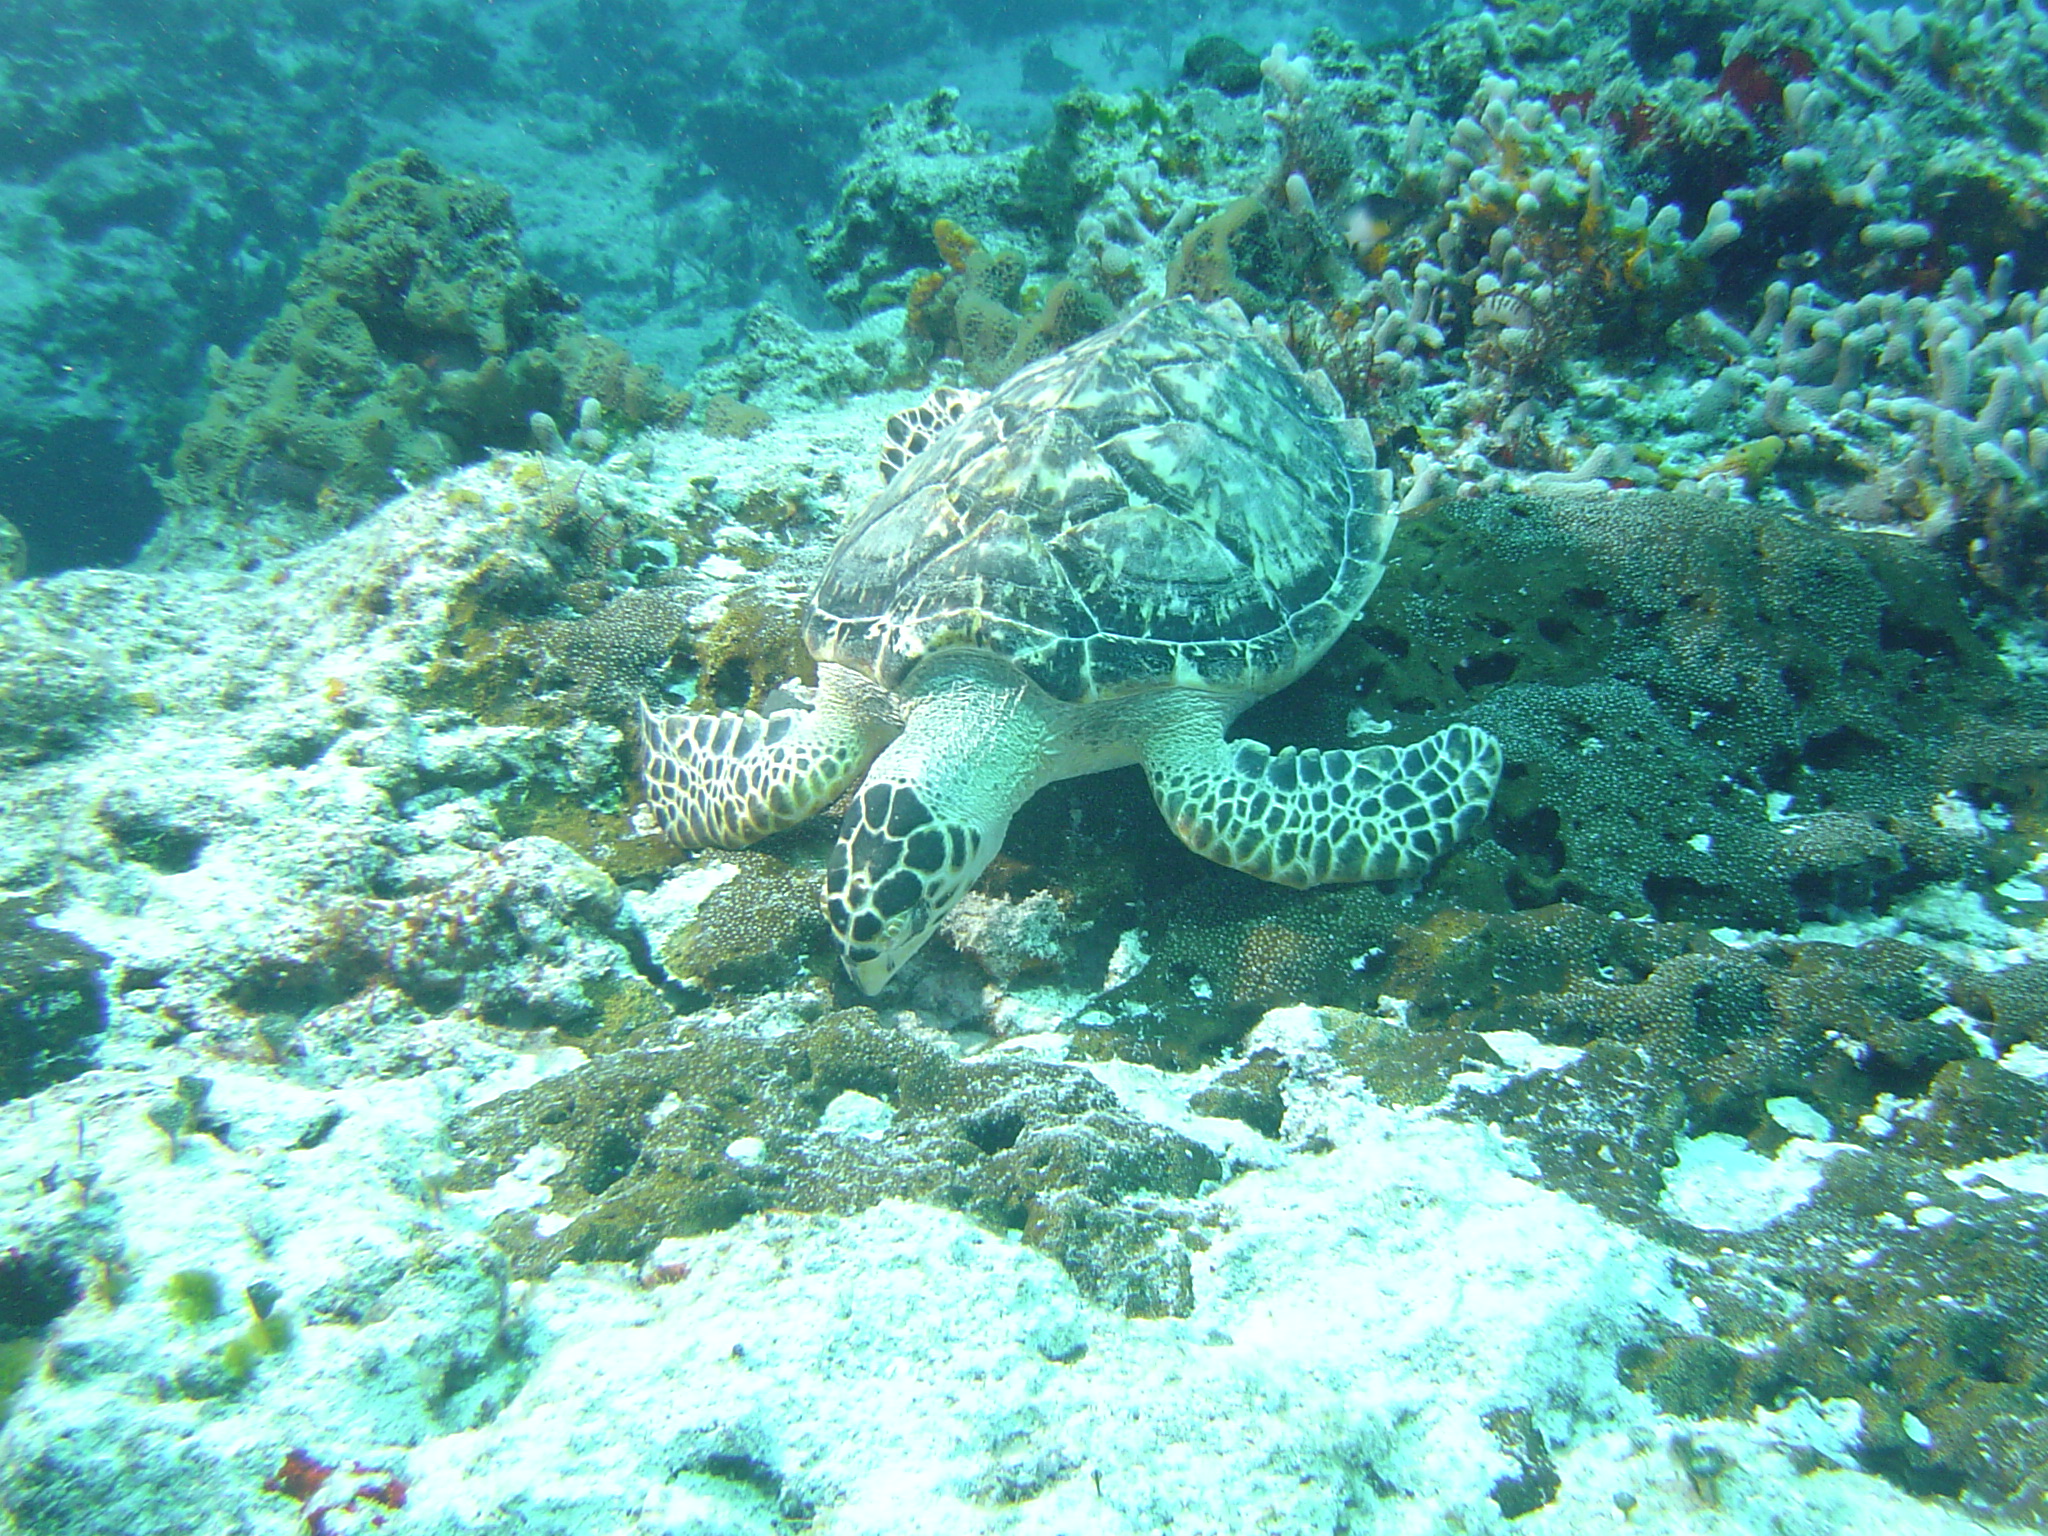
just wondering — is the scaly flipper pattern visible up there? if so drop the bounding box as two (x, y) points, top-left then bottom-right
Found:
(1145, 721), (1503, 886)
(640, 681), (879, 849)
(821, 664), (1051, 994)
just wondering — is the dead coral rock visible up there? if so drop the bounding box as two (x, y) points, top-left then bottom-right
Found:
(690, 583), (812, 712)
(448, 1007), (1221, 1314)
(1380, 905), (1693, 1023)
(1485, 937), (1965, 1142)
(1025, 1189), (1195, 1319)
(700, 394), (772, 440)
(1888, 1058), (2048, 1164)
(0, 608), (120, 768)
(228, 838), (642, 1034)
(1187, 1050), (1290, 1137)
(1386, 900), (2048, 1513)
(1372, 906), (1980, 1188)
(542, 585), (693, 721)
(1322, 1009), (1503, 1108)
(0, 514), (24, 582)
(1696, 1147), (2048, 1515)
(661, 852), (828, 993)
(1950, 960), (2048, 1051)
(1622, 1333), (1754, 1420)
(0, 897), (109, 1102)
(1454, 1039), (1690, 1227)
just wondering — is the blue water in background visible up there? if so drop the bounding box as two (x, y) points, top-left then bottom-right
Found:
(0, 0), (1444, 575)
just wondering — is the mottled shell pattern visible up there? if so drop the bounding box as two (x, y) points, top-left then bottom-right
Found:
(805, 297), (1393, 704)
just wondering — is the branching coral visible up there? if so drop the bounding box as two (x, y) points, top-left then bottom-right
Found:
(1672, 256), (2048, 606)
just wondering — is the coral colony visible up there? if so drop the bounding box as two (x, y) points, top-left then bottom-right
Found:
(1, 1), (2047, 1532)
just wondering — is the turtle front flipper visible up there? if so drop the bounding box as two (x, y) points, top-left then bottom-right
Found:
(1143, 714), (1503, 887)
(640, 668), (887, 848)
(823, 665), (1054, 994)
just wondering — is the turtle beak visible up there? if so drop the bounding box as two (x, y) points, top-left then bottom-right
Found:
(841, 910), (929, 995)
(845, 951), (899, 996)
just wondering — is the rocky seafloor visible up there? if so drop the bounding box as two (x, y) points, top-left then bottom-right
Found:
(5, 0), (2048, 1531)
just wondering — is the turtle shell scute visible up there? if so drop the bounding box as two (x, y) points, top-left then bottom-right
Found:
(805, 297), (1393, 704)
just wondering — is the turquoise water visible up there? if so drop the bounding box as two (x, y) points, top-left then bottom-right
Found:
(0, 1), (2046, 1530)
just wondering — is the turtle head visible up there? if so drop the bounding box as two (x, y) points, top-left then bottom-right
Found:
(818, 667), (1050, 994)
(824, 779), (995, 995)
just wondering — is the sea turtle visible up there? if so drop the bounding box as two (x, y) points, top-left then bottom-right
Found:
(642, 297), (1502, 994)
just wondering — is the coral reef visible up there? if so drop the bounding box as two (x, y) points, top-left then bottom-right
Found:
(539, 585), (695, 722)
(802, 91), (1030, 316)
(161, 150), (686, 533)
(1243, 5), (2048, 613)
(450, 1005), (1218, 1317)
(1374, 490), (2026, 924)
(5, 0), (2048, 1527)
(224, 837), (650, 1037)
(898, 218), (1115, 386)
(0, 0), (500, 570)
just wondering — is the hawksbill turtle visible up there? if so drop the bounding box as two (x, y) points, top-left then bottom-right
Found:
(642, 297), (1503, 994)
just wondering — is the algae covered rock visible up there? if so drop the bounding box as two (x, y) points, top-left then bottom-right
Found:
(450, 1006), (1219, 1316)
(1180, 36), (1263, 97)
(0, 898), (109, 1102)
(226, 837), (646, 1036)
(1345, 891), (2048, 1517)
(659, 850), (829, 993)
(1346, 490), (2037, 925)
(164, 150), (686, 527)
(0, 606), (121, 769)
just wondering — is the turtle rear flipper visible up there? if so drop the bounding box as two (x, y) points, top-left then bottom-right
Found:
(879, 387), (983, 482)
(1144, 713), (1503, 887)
